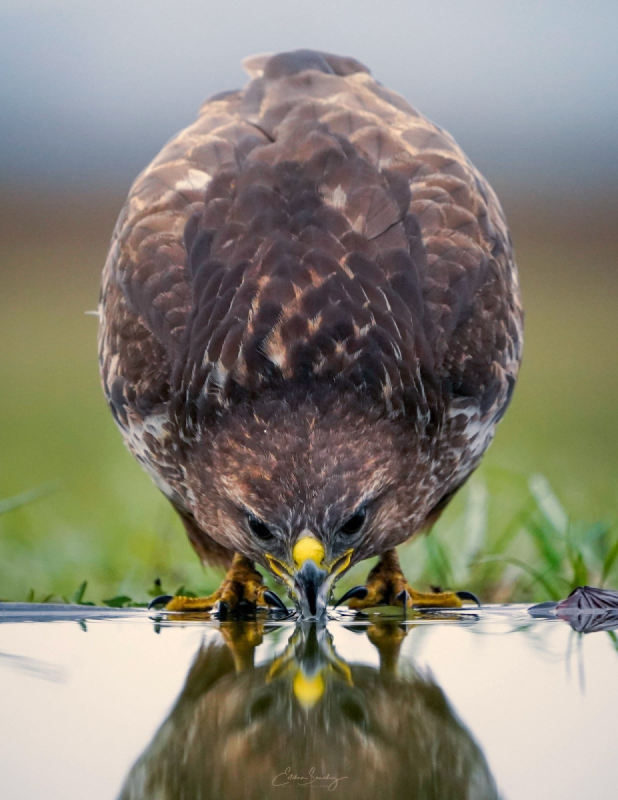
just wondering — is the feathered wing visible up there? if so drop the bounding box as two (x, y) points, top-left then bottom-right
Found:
(99, 49), (523, 503)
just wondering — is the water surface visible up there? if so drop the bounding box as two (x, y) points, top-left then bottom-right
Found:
(0, 604), (616, 799)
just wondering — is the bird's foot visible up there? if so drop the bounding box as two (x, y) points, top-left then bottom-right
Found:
(340, 582), (471, 611)
(150, 554), (287, 616)
(335, 549), (479, 612)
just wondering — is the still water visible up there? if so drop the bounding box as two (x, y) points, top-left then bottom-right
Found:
(0, 603), (616, 799)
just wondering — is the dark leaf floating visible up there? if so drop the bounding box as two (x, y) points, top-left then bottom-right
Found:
(530, 586), (618, 633)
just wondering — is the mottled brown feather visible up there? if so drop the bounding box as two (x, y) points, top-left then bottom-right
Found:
(99, 49), (523, 545)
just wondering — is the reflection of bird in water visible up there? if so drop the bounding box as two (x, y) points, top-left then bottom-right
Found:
(118, 622), (499, 800)
(99, 48), (523, 619)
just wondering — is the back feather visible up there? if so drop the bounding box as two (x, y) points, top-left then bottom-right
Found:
(99, 49), (522, 442)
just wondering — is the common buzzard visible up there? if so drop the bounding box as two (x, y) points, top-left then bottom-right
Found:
(99, 50), (523, 618)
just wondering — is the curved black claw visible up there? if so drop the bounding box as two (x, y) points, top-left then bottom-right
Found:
(396, 589), (410, 620)
(456, 590), (481, 608)
(334, 585), (369, 609)
(148, 594), (174, 610)
(263, 589), (288, 612)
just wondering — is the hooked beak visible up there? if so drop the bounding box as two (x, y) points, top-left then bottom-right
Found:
(294, 558), (328, 619)
(266, 536), (353, 620)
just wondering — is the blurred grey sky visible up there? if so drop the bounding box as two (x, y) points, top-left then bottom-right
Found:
(1, 0), (617, 194)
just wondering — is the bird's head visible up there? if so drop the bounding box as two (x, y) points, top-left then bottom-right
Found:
(185, 388), (442, 618)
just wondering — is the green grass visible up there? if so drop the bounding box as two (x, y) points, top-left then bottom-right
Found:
(0, 191), (616, 606)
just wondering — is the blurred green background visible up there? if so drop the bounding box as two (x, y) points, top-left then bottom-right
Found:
(1, 2), (617, 604)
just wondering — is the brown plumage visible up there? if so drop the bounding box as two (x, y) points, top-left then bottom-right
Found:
(118, 622), (500, 800)
(99, 49), (523, 616)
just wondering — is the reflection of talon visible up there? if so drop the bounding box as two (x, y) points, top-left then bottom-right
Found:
(367, 620), (407, 650)
(162, 554), (285, 615)
(367, 620), (408, 674)
(343, 549), (478, 611)
(219, 620), (265, 671)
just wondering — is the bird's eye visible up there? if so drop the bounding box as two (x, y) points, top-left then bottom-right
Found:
(247, 515), (274, 540)
(338, 507), (367, 536)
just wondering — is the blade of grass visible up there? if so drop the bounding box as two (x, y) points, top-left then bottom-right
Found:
(529, 474), (568, 536)
(602, 538), (618, 585)
(575, 521), (611, 564)
(527, 519), (563, 572)
(571, 552), (589, 589)
(425, 535), (454, 588)
(479, 555), (564, 600)
(71, 581), (88, 604)
(462, 481), (488, 562)
(477, 500), (537, 587)
(0, 482), (60, 514)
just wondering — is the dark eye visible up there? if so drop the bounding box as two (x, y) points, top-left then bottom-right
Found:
(338, 507), (367, 536)
(247, 515), (274, 540)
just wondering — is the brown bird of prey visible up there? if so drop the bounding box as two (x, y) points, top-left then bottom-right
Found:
(99, 49), (523, 618)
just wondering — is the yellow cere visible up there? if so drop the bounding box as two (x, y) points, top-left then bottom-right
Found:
(292, 537), (325, 568)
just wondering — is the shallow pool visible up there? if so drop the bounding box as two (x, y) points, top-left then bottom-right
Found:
(0, 603), (616, 799)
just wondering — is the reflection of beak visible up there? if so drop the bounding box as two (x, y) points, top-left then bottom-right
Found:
(293, 670), (325, 708)
(269, 623), (353, 709)
(266, 536), (353, 620)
